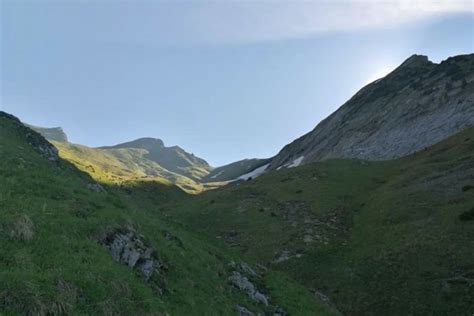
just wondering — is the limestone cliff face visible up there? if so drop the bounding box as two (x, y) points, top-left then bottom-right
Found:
(24, 124), (68, 143)
(269, 54), (474, 170)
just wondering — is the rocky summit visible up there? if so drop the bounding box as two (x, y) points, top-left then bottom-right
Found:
(268, 54), (474, 170)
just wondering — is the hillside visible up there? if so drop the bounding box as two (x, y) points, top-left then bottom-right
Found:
(24, 124), (68, 142)
(202, 158), (271, 182)
(28, 54), (474, 189)
(3, 51), (473, 315)
(268, 54), (474, 170)
(166, 127), (474, 315)
(21, 128), (220, 193)
(100, 138), (212, 181)
(52, 141), (210, 194)
(0, 111), (338, 315)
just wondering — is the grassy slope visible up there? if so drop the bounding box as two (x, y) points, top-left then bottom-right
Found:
(53, 141), (225, 194)
(166, 127), (474, 315)
(0, 114), (336, 315)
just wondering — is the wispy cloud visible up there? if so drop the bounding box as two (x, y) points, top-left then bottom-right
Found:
(4, 0), (472, 46)
(175, 0), (473, 43)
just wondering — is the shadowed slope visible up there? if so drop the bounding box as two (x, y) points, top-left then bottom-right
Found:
(167, 127), (474, 315)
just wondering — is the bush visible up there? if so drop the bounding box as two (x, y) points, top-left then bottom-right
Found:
(462, 185), (473, 192)
(459, 208), (474, 221)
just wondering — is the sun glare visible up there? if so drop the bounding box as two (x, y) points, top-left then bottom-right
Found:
(365, 66), (396, 84)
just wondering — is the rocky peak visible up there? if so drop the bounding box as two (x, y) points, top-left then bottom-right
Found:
(398, 54), (432, 69)
(120, 137), (165, 150)
(99, 136), (212, 180)
(267, 53), (474, 170)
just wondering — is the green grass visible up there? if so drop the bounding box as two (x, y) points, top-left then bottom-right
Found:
(3, 110), (473, 315)
(1, 113), (335, 315)
(53, 141), (226, 194)
(165, 128), (474, 315)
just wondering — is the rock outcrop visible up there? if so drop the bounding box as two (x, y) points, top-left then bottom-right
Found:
(101, 229), (164, 281)
(235, 304), (254, 316)
(24, 124), (68, 142)
(229, 271), (269, 305)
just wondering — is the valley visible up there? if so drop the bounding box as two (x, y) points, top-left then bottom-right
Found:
(1, 53), (473, 315)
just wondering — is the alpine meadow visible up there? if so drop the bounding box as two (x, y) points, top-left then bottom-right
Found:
(1, 1), (473, 315)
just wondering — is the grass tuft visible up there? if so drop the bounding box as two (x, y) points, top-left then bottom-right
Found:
(9, 215), (34, 241)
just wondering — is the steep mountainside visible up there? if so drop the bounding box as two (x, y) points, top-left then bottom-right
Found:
(2, 52), (474, 315)
(21, 126), (220, 193)
(52, 141), (210, 194)
(202, 158), (271, 182)
(24, 124), (68, 142)
(0, 111), (337, 315)
(167, 127), (474, 315)
(268, 54), (474, 170)
(100, 138), (212, 181)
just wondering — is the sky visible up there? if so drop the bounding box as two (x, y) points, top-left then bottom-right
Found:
(1, 1), (473, 166)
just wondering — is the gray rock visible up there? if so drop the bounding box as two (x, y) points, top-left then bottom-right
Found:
(273, 250), (292, 263)
(315, 290), (330, 302)
(87, 183), (106, 193)
(101, 230), (161, 280)
(229, 261), (259, 277)
(138, 259), (155, 280)
(36, 143), (59, 161)
(273, 306), (288, 316)
(235, 304), (254, 316)
(228, 271), (269, 306)
(252, 291), (269, 306)
(239, 262), (258, 277)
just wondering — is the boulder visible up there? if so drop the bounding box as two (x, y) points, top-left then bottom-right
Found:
(228, 271), (269, 305)
(101, 230), (162, 280)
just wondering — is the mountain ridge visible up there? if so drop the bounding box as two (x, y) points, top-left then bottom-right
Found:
(99, 137), (212, 181)
(24, 123), (68, 142)
(266, 53), (474, 170)
(20, 53), (474, 187)
(2, 52), (474, 315)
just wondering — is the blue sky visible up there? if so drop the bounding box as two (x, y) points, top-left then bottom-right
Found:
(1, 1), (473, 166)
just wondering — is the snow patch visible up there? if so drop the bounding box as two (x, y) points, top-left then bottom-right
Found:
(287, 156), (304, 168)
(235, 163), (270, 181)
(210, 170), (224, 179)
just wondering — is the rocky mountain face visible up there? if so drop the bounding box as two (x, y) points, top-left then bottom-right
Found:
(100, 137), (212, 180)
(24, 124), (68, 142)
(202, 158), (270, 182)
(268, 54), (474, 170)
(20, 53), (474, 184)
